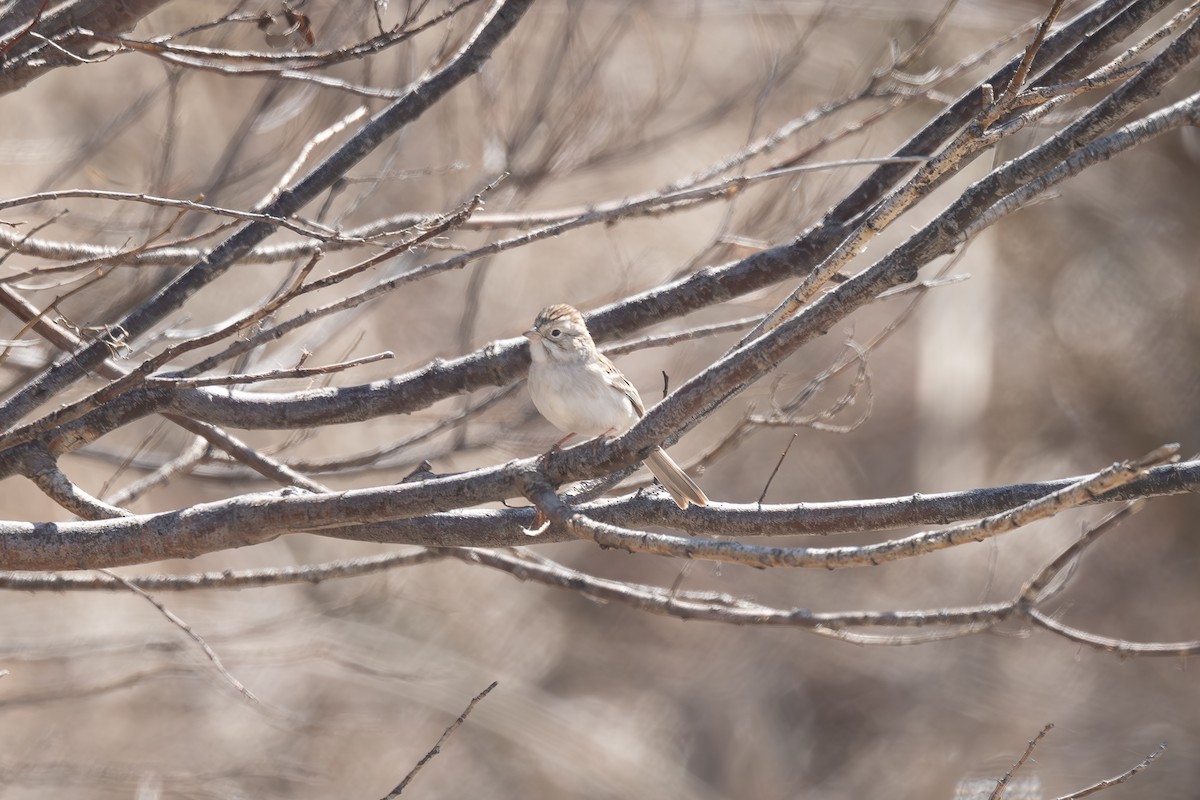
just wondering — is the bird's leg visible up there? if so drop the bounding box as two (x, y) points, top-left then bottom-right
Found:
(528, 432), (577, 533)
(537, 433), (576, 469)
(528, 429), (618, 532)
(551, 431), (578, 450)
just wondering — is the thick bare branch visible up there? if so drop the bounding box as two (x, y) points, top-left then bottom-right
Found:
(0, 456), (1194, 571)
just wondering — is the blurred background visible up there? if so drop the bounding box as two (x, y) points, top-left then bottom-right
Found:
(0, 0), (1197, 797)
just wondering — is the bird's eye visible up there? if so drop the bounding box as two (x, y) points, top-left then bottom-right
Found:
(550, 328), (561, 338)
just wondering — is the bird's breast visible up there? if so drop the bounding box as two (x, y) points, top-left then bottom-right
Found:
(528, 362), (639, 437)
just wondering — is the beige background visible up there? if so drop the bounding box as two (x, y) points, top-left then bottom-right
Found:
(0, 1), (1197, 797)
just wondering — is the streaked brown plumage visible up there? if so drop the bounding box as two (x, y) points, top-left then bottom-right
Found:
(524, 304), (707, 509)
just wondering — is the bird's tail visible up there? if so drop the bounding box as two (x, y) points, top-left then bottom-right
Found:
(644, 447), (708, 509)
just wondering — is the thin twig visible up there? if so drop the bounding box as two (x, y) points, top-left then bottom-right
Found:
(757, 433), (797, 505)
(995, 0), (1068, 111)
(0, 189), (341, 240)
(1054, 743), (1167, 800)
(104, 434), (209, 507)
(988, 723), (1053, 800)
(1018, 498), (1149, 605)
(98, 568), (261, 706)
(381, 681), (498, 799)
(0, 550), (446, 591)
(261, 106), (369, 205)
(147, 351), (394, 388)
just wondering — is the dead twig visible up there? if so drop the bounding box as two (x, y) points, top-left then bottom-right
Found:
(381, 681), (498, 798)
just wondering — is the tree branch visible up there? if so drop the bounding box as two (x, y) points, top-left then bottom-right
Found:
(0, 455), (1194, 571)
(0, 0), (536, 431)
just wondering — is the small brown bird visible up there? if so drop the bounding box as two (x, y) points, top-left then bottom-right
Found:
(523, 304), (708, 509)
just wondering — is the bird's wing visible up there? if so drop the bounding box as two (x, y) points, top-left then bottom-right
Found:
(597, 353), (645, 417)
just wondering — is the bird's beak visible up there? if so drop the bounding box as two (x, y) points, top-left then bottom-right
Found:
(523, 328), (541, 342)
